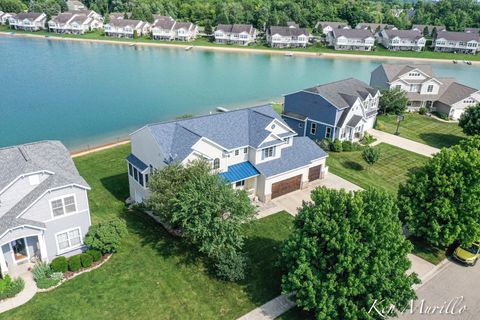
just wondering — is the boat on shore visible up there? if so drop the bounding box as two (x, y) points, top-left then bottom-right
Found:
(284, 52), (294, 57)
(463, 60), (472, 65)
(185, 46), (193, 51)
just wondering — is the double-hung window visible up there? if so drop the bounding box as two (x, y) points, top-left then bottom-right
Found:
(427, 85), (434, 93)
(56, 228), (82, 252)
(310, 123), (317, 135)
(51, 195), (77, 217)
(263, 147), (275, 159)
(326, 127), (332, 139)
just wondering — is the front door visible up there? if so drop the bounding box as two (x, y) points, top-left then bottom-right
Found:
(11, 238), (28, 264)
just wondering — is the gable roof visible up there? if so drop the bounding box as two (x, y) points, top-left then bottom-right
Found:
(465, 27), (480, 34)
(108, 19), (144, 28)
(333, 28), (374, 39)
(270, 26), (309, 37)
(374, 64), (435, 82)
(356, 23), (394, 31)
(303, 78), (379, 109)
(436, 31), (480, 42)
(51, 12), (74, 24)
(139, 106), (294, 164)
(216, 24), (255, 35)
(14, 12), (45, 20)
(438, 82), (478, 105)
(316, 21), (350, 29)
(412, 25), (446, 34)
(383, 29), (424, 40)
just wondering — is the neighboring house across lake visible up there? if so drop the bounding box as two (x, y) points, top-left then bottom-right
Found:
(464, 27), (480, 35)
(267, 23), (309, 48)
(327, 28), (375, 51)
(433, 31), (479, 54)
(8, 12), (47, 31)
(48, 10), (103, 34)
(315, 21), (350, 35)
(379, 29), (426, 51)
(151, 15), (198, 41)
(127, 105), (328, 203)
(411, 24), (446, 36)
(370, 64), (480, 119)
(214, 24), (257, 45)
(0, 12), (14, 25)
(0, 141), (91, 276)
(355, 23), (396, 33)
(104, 18), (150, 38)
(282, 78), (380, 142)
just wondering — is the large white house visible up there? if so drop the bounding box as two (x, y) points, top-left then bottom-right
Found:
(127, 105), (328, 203)
(8, 12), (47, 31)
(327, 29), (375, 51)
(0, 12), (14, 25)
(370, 64), (480, 119)
(433, 31), (479, 54)
(48, 10), (103, 34)
(104, 19), (150, 38)
(267, 24), (309, 48)
(214, 24), (257, 45)
(379, 29), (426, 51)
(0, 141), (91, 276)
(151, 16), (198, 41)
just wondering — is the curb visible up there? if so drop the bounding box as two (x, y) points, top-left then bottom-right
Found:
(413, 258), (450, 290)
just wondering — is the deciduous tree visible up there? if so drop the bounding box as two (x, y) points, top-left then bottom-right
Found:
(362, 146), (380, 169)
(379, 88), (408, 115)
(281, 187), (418, 319)
(459, 103), (480, 136)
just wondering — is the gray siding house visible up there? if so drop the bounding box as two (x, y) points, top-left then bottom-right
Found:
(0, 141), (91, 276)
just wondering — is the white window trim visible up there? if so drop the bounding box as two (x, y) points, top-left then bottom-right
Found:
(49, 193), (78, 220)
(55, 226), (83, 255)
(310, 122), (317, 135)
(325, 127), (332, 139)
(9, 237), (31, 265)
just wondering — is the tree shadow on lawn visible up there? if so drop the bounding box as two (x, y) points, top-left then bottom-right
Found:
(342, 161), (364, 171)
(100, 173), (130, 201)
(418, 132), (464, 149)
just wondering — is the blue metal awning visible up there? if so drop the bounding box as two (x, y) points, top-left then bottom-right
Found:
(219, 161), (260, 183)
(126, 154), (148, 172)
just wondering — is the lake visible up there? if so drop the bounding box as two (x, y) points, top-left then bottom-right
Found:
(1, 36), (479, 151)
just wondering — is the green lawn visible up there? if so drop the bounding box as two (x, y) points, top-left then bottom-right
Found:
(1, 144), (295, 320)
(409, 236), (447, 265)
(2, 26), (479, 61)
(376, 113), (466, 149)
(327, 143), (428, 195)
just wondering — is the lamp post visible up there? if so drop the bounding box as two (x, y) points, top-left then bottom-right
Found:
(395, 114), (404, 136)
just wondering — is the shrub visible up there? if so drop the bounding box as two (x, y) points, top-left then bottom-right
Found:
(419, 107), (428, 115)
(214, 250), (247, 282)
(352, 142), (362, 151)
(330, 139), (343, 152)
(32, 262), (51, 282)
(432, 111), (449, 120)
(86, 249), (102, 262)
(0, 276), (24, 300)
(80, 253), (93, 268)
(361, 132), (376, 145)
(318, 139), (330, 151)
(376, 121), (385, 130)
(362, 147), (380, 169)
(341, 140), (353, 152)
(50, 256), (68, 273)
(84, 218), (128, 254)
(68, 255), (82, 272)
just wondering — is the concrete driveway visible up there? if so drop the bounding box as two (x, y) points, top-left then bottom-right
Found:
(256, 173), (361, 218)
(369, 129), (439, 157)
(398, 259), (479, 319)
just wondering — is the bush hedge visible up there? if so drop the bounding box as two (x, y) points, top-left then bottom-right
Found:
(68, 255), (82, 272)
(432, 111), (449, 120)
(419, 107), (428, 115)
(86, 249), (102, 262)
(0, 276), (24, 300)
(80, 253), (93, 268)
(50, 256), (68, 273)
(330, 139), (343, 152)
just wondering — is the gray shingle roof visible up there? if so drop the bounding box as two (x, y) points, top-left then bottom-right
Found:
(108, 19), (143, 28)
(346, 115), (363, 127)
(216, 24), (255, 35)
(304, 78), (379, 109)
(412, 25), (446, 34)
(438, 82), (478, 105)
(465, 28), (480, 34)
(374, 64), (435, 82)
(14, 12), (44, 20)
(316, 21), (350, 30)
(383, 29), (424, 40)
(143, 105), (293, 163)
(270, 26), (309, 37)
(333, 28), (374, 39)
(436, 31), (480, 42)
(51, 12), (74, 24)
(254, 137), (327, 177)
(356, 23), (395, 31)
(0, 141), (89, 236)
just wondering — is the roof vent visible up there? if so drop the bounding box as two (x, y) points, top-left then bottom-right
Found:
(18, 146), (30, 162)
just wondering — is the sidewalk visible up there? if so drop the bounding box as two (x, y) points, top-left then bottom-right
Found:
(369, 129), (439, 157)
(0, 272), (37, 314)
(237, 294), (295, 320)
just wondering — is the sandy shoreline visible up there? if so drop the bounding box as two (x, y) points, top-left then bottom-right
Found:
(2, 31), (479, 65)
(71, 139), (130, 158)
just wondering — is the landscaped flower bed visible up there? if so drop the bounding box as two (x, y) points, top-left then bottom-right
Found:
(0, 275), (25, 301)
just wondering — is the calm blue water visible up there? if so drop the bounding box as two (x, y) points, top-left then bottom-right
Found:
(1, 36), (479, 151)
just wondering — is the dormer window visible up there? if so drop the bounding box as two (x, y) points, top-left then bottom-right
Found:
(262, 147), (275, 159)
(213, 158), (220, 169)
(235, 150), (239, 156)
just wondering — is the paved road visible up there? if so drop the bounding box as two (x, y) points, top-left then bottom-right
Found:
(398, 260), (479, 320)
(369, 129), (440, 157)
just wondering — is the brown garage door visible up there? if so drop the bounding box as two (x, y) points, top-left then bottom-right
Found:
(308, 165), (322, 181)
(271, 175), (302, 199)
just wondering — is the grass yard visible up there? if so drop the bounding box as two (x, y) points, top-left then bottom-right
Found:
(327, 143), (428, 195)
(1, 144), (295, 320)
(409, 236), (447, 265)
(2, 26), (480, 61)
(376, 113), (466, 149)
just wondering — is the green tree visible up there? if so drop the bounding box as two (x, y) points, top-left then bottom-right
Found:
(379, 88), (408, 115)
(0, 0), (27, 12)
(148, 160), (255, 281)
(398, 136), (480, 247)
(459, 103), (480, 136)
(84, 218), (128, 254)
(204, 19), (213, 35)
(29, 0), (62, 19)
(282, 187), (418, 319)
(362, 146), (380, 169)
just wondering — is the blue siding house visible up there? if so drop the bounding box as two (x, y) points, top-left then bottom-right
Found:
(282, 78), (380, 142)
